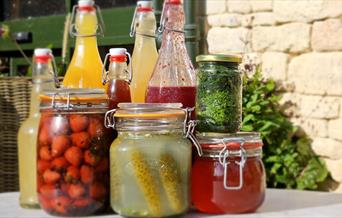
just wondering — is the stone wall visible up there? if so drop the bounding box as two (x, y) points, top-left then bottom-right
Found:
(204, 0), (342, 191)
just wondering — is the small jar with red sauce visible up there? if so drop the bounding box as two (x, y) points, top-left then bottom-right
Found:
(192, 132), (266, 214)
(37, 89), (114, 216)
(102, 48), (132, 109)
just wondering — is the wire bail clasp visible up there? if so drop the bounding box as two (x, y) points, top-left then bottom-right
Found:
(104, 109), (117, 128)
(69, 4), (105, 38)
(182, 108), (203, 157)
(129, 5), (138, 37)
(50, 53), (61, 88)
(158, 0), (167, 33)
(101, 50), (133, 85)
(219, 139), (247, 190)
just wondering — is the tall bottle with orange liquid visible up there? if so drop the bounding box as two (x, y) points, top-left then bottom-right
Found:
(129, 1), (158, 103)
(17, 48), (58, 208)
(62, 0), (105, 88)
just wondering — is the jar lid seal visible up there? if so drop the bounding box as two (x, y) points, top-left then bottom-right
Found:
(196, 54), (242, 63)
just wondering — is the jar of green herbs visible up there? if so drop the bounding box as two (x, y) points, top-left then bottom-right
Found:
(196, 54), (242, 133)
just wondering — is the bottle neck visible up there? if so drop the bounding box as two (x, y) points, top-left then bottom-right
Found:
(163, 3), (185, 32)
(135, 11), (157, 37)
(74, 10), (99, 47)
(108, 61), (129, 81)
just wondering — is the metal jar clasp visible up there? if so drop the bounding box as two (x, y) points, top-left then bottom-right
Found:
(219, 139), (247, 190)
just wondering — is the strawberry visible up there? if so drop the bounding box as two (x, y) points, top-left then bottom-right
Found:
(89, 182), (106, 200)
(80, 165), (94, 184)
(64, 146), (83, 167)
(39, 195), (53, 211)
(65, 166), (80, 183)
(73, 198), (92, 208)
(39, 146), (52, 161)
(94, 157), (108, 173)
(87, 116), (105, 138)
(51, 196), (71, 215)
(51, 135), (71, 157)
(60, 182), (69, 194)
(71, 132), (90, 149)
(51, 157), (69, 171)
(68, 184), (86, 199)
(51, 115), (69, 135)
(84, 150), (100, 166)
(38, 126), (52, 147)
(69, 115), (89, 133)
(37, 159), (51, 174)
(39, 184), (60, 198)
(43, 169), (61, 184)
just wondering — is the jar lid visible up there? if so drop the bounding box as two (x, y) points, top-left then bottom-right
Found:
(196, 54), (242, 63)
(40, 88), (108, 110)
(114, 103), (185, 118)
(197, 132), (263, 150)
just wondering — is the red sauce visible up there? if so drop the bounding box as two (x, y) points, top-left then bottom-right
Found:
(191, 153), (265, 214)
(145, 86), (196, 109)
(107, 79), (131, 109)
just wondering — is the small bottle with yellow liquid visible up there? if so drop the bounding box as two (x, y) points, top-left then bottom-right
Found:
(18, 48), (58, 208)
(62, 0), (105, 88)
(129, 1), (158, 103)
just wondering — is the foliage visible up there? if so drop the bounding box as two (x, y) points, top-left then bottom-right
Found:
(241, 69), (328, 190)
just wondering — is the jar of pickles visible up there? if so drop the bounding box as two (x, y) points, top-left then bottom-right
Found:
(105, 103), (200, 217)
(37, 89), (114, 216)
(196, 54), (242, 133)
(192, 132), (265, 214)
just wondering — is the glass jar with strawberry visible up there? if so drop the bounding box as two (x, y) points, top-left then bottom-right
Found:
(37, 88), (114, 216)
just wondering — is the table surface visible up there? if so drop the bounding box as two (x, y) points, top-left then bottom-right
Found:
(1, 189), (342, 218)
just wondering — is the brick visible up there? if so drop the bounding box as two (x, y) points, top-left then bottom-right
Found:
(300, 96), (340, 119)
(250, 0), (273, 12)
(207, 13), (242, 27)
(324, 158), (342, 183)
(227, 0), (252, 14)
(292, 118), (328, 138)
(312, 19), (342, 52)
(288, 53), (342, 95)
(261, 52), (288, 81)
(252, 23), (310, 53)
(252, 12), (276, 26)
(274, 0), (342, 23)
(206, 0), (227, 15)
(329, 119), (342, 141)
(207, 27), (251, 53)
(312, 138), (342, 160)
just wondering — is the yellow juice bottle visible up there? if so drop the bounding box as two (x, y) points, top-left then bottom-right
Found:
(18, 48), (57, 208)
(62, 0), (104, 88)
(130, 1), (158, 103)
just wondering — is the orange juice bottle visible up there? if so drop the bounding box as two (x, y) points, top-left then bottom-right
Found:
(62, 0), (104, 88)
(129, 1), (158, 103)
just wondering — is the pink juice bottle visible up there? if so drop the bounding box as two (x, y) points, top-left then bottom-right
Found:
(146, 0), (196, 109)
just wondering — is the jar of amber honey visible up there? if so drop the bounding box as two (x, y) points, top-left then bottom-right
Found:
(192, 132), (265, 214)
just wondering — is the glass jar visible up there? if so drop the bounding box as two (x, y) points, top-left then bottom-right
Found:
(192, 132), (265, 214)
(105, 103), (200, 217)
(196, 54), (242, 133)
(37, 89), (114, 216)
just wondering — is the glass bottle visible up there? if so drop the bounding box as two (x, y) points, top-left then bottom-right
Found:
(102, 48), (132, 109)
(129, 1), (158, 103)
(145, 0), (196, 109)
(62, 0), (105, 88)
(17, 48), (58, 208)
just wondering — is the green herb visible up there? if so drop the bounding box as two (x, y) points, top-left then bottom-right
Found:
(196, 62), (242, 133)
(242, 68), (329, 190)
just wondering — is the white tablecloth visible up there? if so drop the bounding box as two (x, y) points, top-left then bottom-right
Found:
(1, 189), (342, 217)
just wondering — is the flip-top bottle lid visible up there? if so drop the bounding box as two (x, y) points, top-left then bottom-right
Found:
(166, 0), (181, 5)
(138, 1), (153, 8)
(78, 0), (94, 7)
(109, 48), (127, 56)
(34, 48), (52, 57)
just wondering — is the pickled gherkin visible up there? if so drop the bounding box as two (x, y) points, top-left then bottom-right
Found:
(131, 149), (162, 216)
(159, 153), (186, 213)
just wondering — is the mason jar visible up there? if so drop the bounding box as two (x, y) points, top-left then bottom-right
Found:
(192, 132), (265, 214)
(37, 89), (114, 216)
(105, 103), (200, 217)
(196, 54), (242, 133)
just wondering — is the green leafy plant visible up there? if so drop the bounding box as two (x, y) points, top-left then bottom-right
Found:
(241, 69), (328, 190)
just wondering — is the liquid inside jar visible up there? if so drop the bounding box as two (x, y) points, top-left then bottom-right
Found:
(110, 132), (191, 217)
(37, 112), (114, 216)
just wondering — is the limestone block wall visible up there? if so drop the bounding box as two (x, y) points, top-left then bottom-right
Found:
(204, 0), (342, 191)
